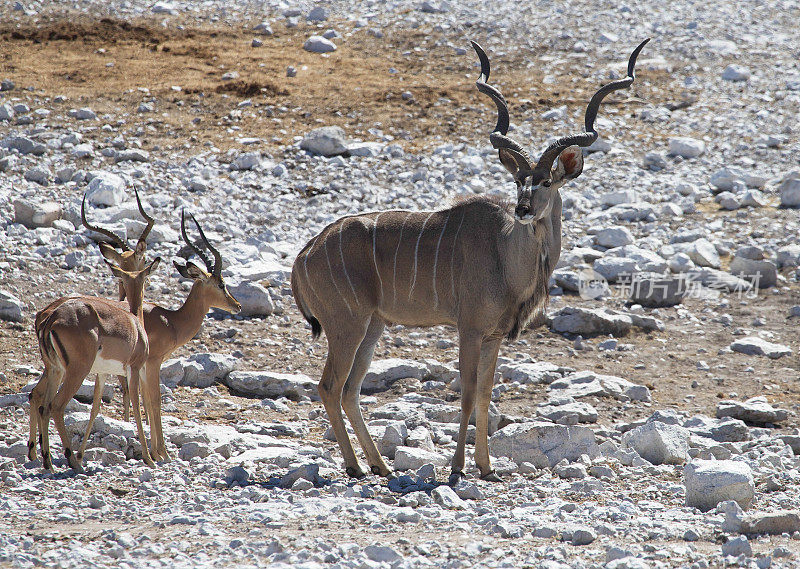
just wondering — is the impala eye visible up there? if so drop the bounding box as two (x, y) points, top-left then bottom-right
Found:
(542, 180), (552, 188)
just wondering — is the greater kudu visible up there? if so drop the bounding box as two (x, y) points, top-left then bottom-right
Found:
(291, 39), (649, 482)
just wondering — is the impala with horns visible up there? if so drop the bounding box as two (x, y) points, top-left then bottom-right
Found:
(291, 38), (649, 482)
(81, 185), (155, 421)
(41, 210), (242, 466)
(29, 257), (160, 471)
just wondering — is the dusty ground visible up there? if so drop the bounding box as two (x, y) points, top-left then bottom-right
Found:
(1, 14), (798, 445)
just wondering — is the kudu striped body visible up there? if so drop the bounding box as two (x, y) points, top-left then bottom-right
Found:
(292, 39), (649, 482)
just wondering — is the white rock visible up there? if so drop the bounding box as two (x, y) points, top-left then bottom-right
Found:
(161, 353), (238, 389)
(684, 460), (754, 511)
(378, 422), (408, 459)
(431, 485), (467, 510)
(778, 172), (800, 208)
(231, 152), (261, 171)
(0, 103), (14, 120)
(729, 337), (791, 359)
(548, 306), (664, 337)
(668, 137), (705, 158)
(306, 6), (327, 21)
(0, 290), (24, 322)
(600, 190), (637, 207)
(622, 422), (690, 465)
(152, 2), (178, 15)
(594, 227), (634, 248)
(13, 199), (61, 228)
(300, 126), (348, 156)
(362, 358), (429, 393)
(686, 238), (720, 268)
(722, 536), (751, 557)
(86, 172), (127, 206)
(393, 446), (448, 470)
(303, 35), (336, 54)
(716, 396), (788, 424)
(348, 141), (384, 157)
(537, 397), (598, 423)
(488, 422), (598, 468)
(75, 107), (97, 120)
(776, 245), (800, 267)
(550, 370), (651, 402)
(227, 281), (274, 317)
(24, 165), (52, 186)
(721, 64), (751, 82)
(224, 371), (316, 400)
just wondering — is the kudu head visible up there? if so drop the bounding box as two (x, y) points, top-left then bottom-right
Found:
(471, 38), (650, 224)
(174, 209), (241, 314)
(82, 184), (156, 299)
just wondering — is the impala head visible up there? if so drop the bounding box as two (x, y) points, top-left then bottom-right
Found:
(82, 185), (156, 296)
(471, 38), (650, 224)
(174, 209), (241, 314)
(105, 256), (161, 312)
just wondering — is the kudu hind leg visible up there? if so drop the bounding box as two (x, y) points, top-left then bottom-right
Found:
(318, 324), (370, 479)
(474, 338), (502, 481)
(450, 331), (481, 484)
(341, 317), (391, 477)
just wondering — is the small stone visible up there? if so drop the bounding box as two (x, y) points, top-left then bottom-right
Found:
(643, 151), (668, 170)
(0, 291), (25, 322)
(722, 64), (751, 82)
(722, 536), (752, 557)
(303, 36), (336, 54)
(729, 338), (791, 360)
(251, 38), (263, 48)
(622, 422), (690, 465)
(431, 485), (466, 510)
(394, 447), (448, 471)
(683, 528), (700, 541)
(75, 107), (97, 120)
(668, 137), (705, 158)
(594, 227), (634, 248)
(571, 528), (596, 546)
(778, 172), (800, 208)
(300, 126), (348, 156)
(306, 6), (327, 21)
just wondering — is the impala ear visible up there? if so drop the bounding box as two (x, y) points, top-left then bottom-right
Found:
(98, 242), (123, 264)
(552, 145), (584, 182)
(104, 260), (127, 280)
(134, 240), (147, 256)
(173, 260), (207, 280)
(143, 257), (160, 277)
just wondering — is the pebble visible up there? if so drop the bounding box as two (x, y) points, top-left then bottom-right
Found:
(303, 35), (337, 54)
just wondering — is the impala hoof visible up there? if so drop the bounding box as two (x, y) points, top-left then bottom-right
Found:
(345, 466), (366, 479)
(370, 465), (394, 479)
(480, 470), (502, 482)
(448, 471), (465, 486)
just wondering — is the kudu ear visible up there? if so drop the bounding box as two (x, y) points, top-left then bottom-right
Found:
(498, 147), (533, 185)
(552, 145), (584, 183)
(98, 242), (123, 264)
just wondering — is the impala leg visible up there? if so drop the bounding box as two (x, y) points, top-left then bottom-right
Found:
(36, 366), (63, 470)
(450, 330), (481, 485)
(27, 371), (48, 462)
(143, 362), (169, 462)
(77, 373), (106, 463)
(49, 366), (92, 472)
(129, 366), (155, 467)
(117, 374), (130, 422)
(475, 337), (502, 481)
(318, 324), (369, 479)
(341, 316), (392, 477)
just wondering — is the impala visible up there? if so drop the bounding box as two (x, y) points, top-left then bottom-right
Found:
(29, 257), (160, 471)
(291, 38), (649, 482)
(76, 210), (240, 463)
(81, 185), (155, 421)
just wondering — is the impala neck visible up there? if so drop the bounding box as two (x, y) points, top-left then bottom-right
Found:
(170, 281), (215, 346)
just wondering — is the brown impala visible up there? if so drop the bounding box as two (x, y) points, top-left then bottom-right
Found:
(291, 38), (649, 483)
(81, 185), (155, 421)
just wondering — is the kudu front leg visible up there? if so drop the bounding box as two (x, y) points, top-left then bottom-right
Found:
(450, 332), (481, 485)
(474, 338), (502, 481)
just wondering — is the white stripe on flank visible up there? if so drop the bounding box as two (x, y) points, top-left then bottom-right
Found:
(324, 236), (353, 315)
(431, 211), (451, 309)
(392, 212), (413, 306)
(338, 223), (360, 306)
(409, 212), (436, 300)
(372, 213), (384, 303)
(450, 210), (466, 301)
(303, 236), (321, 302)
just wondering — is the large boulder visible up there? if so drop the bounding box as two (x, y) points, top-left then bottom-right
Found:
(226, 281), (274, 318)
(362, 359), (429, 393)
(778, 171), (800, 208)
(716, 397), (788, 424)
(488, 421), (598, 468)
(684, 460), (754, 511)
(729, 338), (792, 360)
(622, 421), (690, 465)
(224, 371), (317, 400)
(548, 306), (664, 337)
(86, 172), (127, 206)
(549, 370), (651, 402)
(13, 199), (62, 228)
(728, 256), (777, 289)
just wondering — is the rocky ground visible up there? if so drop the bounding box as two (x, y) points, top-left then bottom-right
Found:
(1, 0), (800, 567)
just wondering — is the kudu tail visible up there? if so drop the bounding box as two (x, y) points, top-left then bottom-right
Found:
(290, 269), (322, 341)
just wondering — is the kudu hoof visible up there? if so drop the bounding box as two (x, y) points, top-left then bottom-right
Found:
(448, 471), (466, 486)
(345, 466), (366, 479)
(480, 470), (502, 482)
